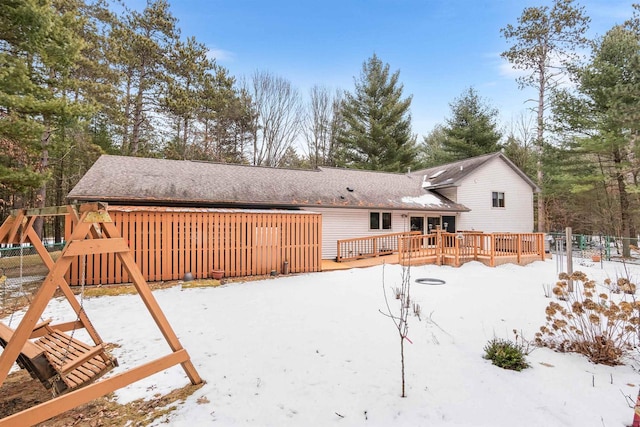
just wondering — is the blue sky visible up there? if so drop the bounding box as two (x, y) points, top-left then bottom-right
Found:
(134, 0), (635, 139)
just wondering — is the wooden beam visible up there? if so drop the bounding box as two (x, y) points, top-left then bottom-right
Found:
(25, 226), (55, 271)
(83, 210), (113, 224)
(30, 320), (83, 338)
(22, 206), (71, 217)
(0, 215), (15, 244)
(0, 350), (191, 427)
(63, 238), (129, 257)
(79, 202), (108, 213)
(6, 211), (25, 244)
(101, 221), (201, 385)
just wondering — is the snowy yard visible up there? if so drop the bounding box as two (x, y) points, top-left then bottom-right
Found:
(5, 258), (640, 426)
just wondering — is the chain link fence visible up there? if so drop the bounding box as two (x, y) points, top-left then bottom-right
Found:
(546, 233), (640, 265)
(0, 243), (64, 317)
(0, 243), (65, 278)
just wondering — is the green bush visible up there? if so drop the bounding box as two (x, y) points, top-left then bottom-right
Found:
(483, 338), (529, 371)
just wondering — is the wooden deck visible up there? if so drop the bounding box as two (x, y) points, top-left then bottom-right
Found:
(322, 254), (399, 271)
(336, 231), (545, 269)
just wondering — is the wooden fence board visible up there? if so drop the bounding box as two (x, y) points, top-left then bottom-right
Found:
(66, 208), (321, 285)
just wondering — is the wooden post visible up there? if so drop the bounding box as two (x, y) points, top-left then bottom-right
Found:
(632, 387), (640, 427)
(566, 227), (573, 292)
(490, 234), (495, 267)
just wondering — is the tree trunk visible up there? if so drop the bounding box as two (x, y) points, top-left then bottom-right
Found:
(536, 71), (546, 233)
(34, 127), (52, 239)
(54, 157), (64, 244)
(400, 335), (406, 398)
(615, 150), (631, 258)
(130, 86), (144, 155)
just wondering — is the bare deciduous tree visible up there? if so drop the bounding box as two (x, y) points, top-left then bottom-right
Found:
(380, 264), (412, 398)
(304, 86), (342, 168)
(249, 70), (303, 167)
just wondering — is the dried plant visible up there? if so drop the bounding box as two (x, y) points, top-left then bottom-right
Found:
(535, 271), (639, 365)
(381, 264), (413, 397)
(412, 302), (422, 320)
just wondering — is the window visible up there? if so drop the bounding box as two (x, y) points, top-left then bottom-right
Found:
(370, 212), (392, 230)
(492, 191), (505, 208)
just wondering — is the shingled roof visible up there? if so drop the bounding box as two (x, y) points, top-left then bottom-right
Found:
(67, 155), (470, 212)
(411, 152), (539, 191)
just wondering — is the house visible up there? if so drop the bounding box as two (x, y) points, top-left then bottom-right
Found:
(66, 152), (539, 282)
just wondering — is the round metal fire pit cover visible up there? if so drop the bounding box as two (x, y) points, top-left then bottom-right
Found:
(415, 278), (446, 285)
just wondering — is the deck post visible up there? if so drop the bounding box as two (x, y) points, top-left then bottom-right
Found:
(490, 234), (495, 267)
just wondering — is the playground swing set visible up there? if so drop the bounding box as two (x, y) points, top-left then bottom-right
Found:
(0, 203), (202, 426)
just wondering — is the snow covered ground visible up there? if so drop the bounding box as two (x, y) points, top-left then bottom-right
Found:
(5, 258), (640, 426)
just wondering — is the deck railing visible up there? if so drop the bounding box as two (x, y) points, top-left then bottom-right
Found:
(398, 231), (545, 267)
(336, 231), (419, 262)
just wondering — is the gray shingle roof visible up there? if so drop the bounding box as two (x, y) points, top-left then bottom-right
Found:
(411, 152), (539, 191)
(67, 155), (469, 212)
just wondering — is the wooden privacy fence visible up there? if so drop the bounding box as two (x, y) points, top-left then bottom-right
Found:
(398, 231), (545, 267)
(66, 206), (322, 285)
(336, 231), (419, 262)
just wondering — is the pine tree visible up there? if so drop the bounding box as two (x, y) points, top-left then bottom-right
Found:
(336, 54), (416, 172)
(440, 87), (502, 161)
(418, 125), (449, 168)
(501, 0), (590, 232)
(162, 36), (211, 160)
(552, 24), (640, 254)
(109, 0), (179, 155)
(0, 0), (86, 225)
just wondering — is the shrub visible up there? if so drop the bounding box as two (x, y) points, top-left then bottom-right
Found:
(483, 337), (529, 371)
(535, 271), (639, 365)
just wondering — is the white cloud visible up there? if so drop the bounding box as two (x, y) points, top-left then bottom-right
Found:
(206, 47), (235, 62)
(498, 58), (528, 80)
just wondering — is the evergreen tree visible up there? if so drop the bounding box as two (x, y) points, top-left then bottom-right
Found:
(418, 125), (448, 168)
(109, 0), (179, 155)
(0, 0), (86, 226)
(336, 54), (416, 172)
(440, 87), (502, 161)
(553, 24), (640, 254)
(501, 0), (590, 232)
(162, 36), (211, 160)
(190, 67), (254, 163)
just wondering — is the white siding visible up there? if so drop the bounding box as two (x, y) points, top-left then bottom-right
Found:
(437, 187), (457, 202)
(455, 157), (534, 232)
(302, 207), (413, 259)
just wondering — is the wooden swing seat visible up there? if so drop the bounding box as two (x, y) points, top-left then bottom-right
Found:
(0, 322), (117, 395)
(0, 204), (201, 426)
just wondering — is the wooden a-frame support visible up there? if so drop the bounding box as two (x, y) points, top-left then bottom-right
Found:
(0, 203), (202, 426)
